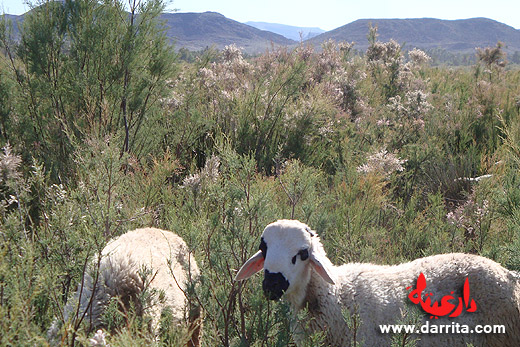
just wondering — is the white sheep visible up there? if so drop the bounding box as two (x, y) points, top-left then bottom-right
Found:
(49, 227), (201, 346)
(235, 219), (520, 346)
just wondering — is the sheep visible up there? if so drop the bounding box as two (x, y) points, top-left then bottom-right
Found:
(235, 219), (520, 346)
(49, 227), (201, 346)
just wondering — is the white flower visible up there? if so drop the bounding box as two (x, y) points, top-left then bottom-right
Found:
(89, 329), (108, 346)
(181, 155), (220, 191)
(0, 143), (22, 183)
(446, 193), (489, 236)
(222, 44), (243, 62)
(377, 118), (390, 127)
(7, 195), (18, 206)
(201, 155), (220, 183)
(357, 149), (406, 176)
(182, 173), (201, 190)
(408, 48), (431, 65)
(198, 67), (217, 88)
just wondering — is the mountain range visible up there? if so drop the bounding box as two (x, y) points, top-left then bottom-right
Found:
(307, 17), (520, 53)
(3, 8), (520, 56)
(160, 12), (295, 53)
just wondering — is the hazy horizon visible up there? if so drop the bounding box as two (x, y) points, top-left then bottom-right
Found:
(2, 0), (520, 31)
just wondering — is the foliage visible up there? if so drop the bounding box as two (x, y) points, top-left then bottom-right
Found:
(0, 0), (175, 179)
(1, 3), (520, 345)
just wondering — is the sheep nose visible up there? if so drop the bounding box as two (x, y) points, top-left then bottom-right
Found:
(262, 270), (289, 300)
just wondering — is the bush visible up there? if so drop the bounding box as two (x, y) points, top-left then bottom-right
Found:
(1, 5), (520, 345)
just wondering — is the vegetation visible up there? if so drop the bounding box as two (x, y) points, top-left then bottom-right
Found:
(1, 1), (520, 346)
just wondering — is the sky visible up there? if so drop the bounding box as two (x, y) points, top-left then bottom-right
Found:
(2, 0), (520, 31)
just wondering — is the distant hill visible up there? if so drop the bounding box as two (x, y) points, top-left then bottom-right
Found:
(160, 12), (296, 53)
(305, 18), (520, 53)
(245, 21), (325, 41)
(2, 10), (295, 54)
(4, 7), (520, 58)
(0, 14), (23, 40)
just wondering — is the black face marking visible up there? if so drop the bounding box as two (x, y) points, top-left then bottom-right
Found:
(259, 237), (267, 258)
(263, 270), (290, 300)
(292, 248), (309, 264)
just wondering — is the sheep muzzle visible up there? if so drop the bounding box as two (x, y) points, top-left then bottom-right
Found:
(262, 270), (289, 300)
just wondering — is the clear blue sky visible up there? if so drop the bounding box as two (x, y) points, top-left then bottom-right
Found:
(2, 0), (520, 31)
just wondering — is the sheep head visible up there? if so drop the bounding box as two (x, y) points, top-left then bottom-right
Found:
(235, 220), (335, 305)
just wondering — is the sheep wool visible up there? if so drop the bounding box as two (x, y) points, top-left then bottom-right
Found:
(235, 219), (520, 347)
(49, 227), (201, 346)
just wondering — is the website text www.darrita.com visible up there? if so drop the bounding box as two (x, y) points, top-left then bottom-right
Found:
(379, 321), (506, 334)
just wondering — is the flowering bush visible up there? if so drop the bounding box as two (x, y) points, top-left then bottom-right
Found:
(446, 191), (491, 253)
(408, 48), (431, 65)
(1, 6), (520, 345)
(0, 143), (21, 184)
(357, 149), (406, 177)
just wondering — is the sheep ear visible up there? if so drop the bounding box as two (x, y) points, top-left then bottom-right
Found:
(235, 250), (264, 281)
(310, 252), (336, 285)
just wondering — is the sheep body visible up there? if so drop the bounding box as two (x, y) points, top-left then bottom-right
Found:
(50, 227), (201, 345)
(236, 220), (520, 346)
(304, 253), (520, 346)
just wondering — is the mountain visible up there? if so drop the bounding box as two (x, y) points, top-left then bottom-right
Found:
(1, 14), (23, 40)
(5, 7), (520, 57)
(245, 21), (325, 41)
(2, 10), (295, 54)
(305, 18), (520, 53)
(160, 12), (296, 53)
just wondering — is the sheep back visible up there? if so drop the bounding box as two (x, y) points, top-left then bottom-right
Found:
(50, 228), (201, 345)
(99, 227), (200, 326)
(311, 253), (520, 346)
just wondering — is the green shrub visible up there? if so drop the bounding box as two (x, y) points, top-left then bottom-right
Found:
(1, 6), (520, 344)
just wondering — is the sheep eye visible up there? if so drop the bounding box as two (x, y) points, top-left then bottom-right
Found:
(292, 249), (309, 264)
(259, 238), (267, 258)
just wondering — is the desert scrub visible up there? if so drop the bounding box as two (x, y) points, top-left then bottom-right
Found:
(163, 145), (292, 346)
(1, 5), (520, 344)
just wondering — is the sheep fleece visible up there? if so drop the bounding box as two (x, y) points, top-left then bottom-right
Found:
(69, 227), (200, 333)
(303, 253), (520, 346)
(99, 227), (199, 324)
